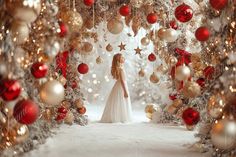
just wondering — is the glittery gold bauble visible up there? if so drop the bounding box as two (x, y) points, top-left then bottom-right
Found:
(6, 0), (41, 24)
(81, 42), (93, 54)
(60, 10), (83, 32)
(150, 72), (159, 84)
(166, 105), (177, 114)
(211, 118), (236, 150)
(138, 69), (145, 77)
(106, 44), (113, 52)
(207, 94), (225, 119)
(74, 99), (84, 108)
(42, 108), (52, 122)
(141, 37), (150, 46)
(182, 81), (201, 98)
(40, 80), (65, 106)
(61, 100), (71, 109)
(64, 111), (74, 125)
(172, 99), (183, 108)
(11, 20), (29, 45)
(96, 56), (103, 64)
(168, 56), (178, 66)
(107, 19), (124, 34)
(145, 104), (158, 119)
(15, 124), (29, 144)
(175, 65), (191, 81)
(157, 28), (167, 40)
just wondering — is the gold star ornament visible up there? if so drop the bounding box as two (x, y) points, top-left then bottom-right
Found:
(134, 46), (142, 56)
(118, 42), (126, 51)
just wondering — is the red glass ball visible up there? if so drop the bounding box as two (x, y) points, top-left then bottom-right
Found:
(169, 93), (177, 100)
(203, 66), (215, 79)
(77, 63), (89, 74)
(31, 62), (48, 79)
(58, 22), (68, 38)
(148, 53), (156, 62)
(210, 0), (228, 10)
(169, 20), (178, 30)
(13, 99), (39, 125)
(195, 27), (210, 41)
(175, 4), (193, 23)
(182, 108), (200, 126)
(58, 106), (68, 114)
(0, 79), (21, 101)
(119, 5), (130, 16)
(196, 78), (205, 87)
(77, 106), (86, 115)
(147, 13), (158, 24)
(55, 113), (67, 121)
(84, 0), (95, 6)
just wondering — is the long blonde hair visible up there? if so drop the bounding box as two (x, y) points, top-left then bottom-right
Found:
(111, 53), (122, 80)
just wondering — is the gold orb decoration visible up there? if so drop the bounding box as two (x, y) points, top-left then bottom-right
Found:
(6, 0), (41, 24)
(175, 65), (191, 81)
(138, 69), (145, 77)
(157, 28), (167, 40)
(168, 56), (178, 66)
(211, 118), (236, 150)
(96, 56), (103, 64)
(74, 99), (84, 108)
(11, 20), (29, 45)
(182, 81), (201, 98)
(172, 99), (183, 108)
(60, 10), (83, 32)
(64, 111), (74, 125)
(141, 37), (150, 46)
(81, 42), (93, 54)
(107, 19), (124, 35)
(150, 72), (159, 84)
(40, 80), (65, 106)
(145, 104), (158, 119)
(207, 94), (225, 119)
(106, 44), (113, 52)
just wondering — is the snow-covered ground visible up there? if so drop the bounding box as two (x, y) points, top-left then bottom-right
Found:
(24, 105), (208, 157)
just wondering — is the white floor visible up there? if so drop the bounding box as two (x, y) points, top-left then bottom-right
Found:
(24, 105), (208, 157)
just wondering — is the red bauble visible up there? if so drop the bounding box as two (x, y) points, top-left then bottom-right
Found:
(55, 113), (66, 121)
(119, 5), (130, 16)
(58, 106), (68, 114)
(0, 79), (21, 101)
(84, 0), (95, 6)
(175, 4), (193, 23)
(148, 53), (156, 62)
(58, 22), (68, 37)
(169, 93), (177, 100)
(71, 80), (77, 89)
(31, 62), (48, 79)
(147, 13), (158, 24)
(196, 78), (205, 87)
(77, 106), (86, 115)
(203, 66), (215, 79)
(77, 63), (89, 74)
(13, 100), (39, 125)
(169, 20), (178, 30)
(195, 27), (210, 41)
(182, 108), (200, 126)
(210, 0), (228, 10)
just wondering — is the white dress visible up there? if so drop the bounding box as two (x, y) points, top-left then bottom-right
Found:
(100, 69), (133, 123)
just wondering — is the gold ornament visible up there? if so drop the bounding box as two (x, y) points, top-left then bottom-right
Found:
(138, 69), (145, 77)
(96, 56), (103, 64)
(74, 99), (84, 108)
(107, 19), (124, 34)
(168, 56), (178, 66)
(40, 80), (65, 106)
(134, 47), (142, 56)
(211, 118), (236, 150)
(182, 81), (201, 98)
(15, 124), (29, 144)
(163, 28), (179, 42)
(6, 0), (41, 24)
(145, 104), (158, 119)
(61, 100), (71, 109)
(64, 111), (74, 125)
(141, 37), (150, 46)
(207, 94), (225, 119)
(70, 36), (81, 51)
(11, 20), (29, 45)
(42, 108), (52, 122)
(81, 42), (93, 54)
(166, 105), (178, 114)
(175, 65), (191, 81)
(84, 19), (94, 30)
(157, 28), (167, 40)
(60, 10), (83, 32)
(106, 44), (113, 52)
(118, 42), (126, 51)
(150, 72), (159, 84)
(172, 99), (183, 108)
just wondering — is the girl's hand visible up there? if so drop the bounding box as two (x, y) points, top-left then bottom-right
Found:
(124, 92), (128, 98)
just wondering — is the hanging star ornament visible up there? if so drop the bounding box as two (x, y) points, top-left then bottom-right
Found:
(134, 46), (142, 56)
(118, 42), (126, 51)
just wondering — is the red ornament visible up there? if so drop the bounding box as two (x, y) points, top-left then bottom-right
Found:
(71, 80), (77, 89)
(13, 100), (39, 125)
(196, 78), (205, 87)
(147, 13), (158, 24)
(58, 106), (68, 114)
(195, 27), (210, 41)
(0, 79), (21, 101)
(55, 113), (66, 121)
(77, 106), (86, 115)
(84, 0), (95, 6)
(182, 108), (200, 126)
(169, 93), (177, 100)
(77, 63), (89, 74)
(175, 4), (193, 23)
(204, 66), (215, 79)
(31, 62), (48, 79)
(210, 0), (228, 10)
(148, 53), (156, 62)
(119, 5), (130, 16)
(169, 20), (178, 30)
(58, 22), (68, 38)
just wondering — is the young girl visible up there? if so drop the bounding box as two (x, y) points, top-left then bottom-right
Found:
(100, 53), (132, 123)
